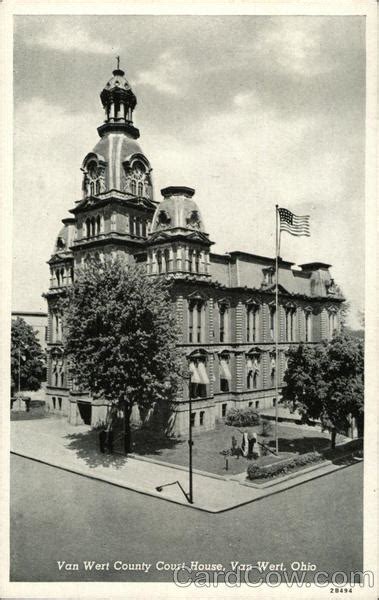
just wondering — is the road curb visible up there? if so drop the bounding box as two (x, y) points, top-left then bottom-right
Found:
(11, 449), (360, 514)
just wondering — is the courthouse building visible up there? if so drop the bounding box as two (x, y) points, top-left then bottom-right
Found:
(44, 65), (344, 435)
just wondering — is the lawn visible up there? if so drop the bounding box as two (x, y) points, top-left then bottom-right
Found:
(126, 420), (335, 477)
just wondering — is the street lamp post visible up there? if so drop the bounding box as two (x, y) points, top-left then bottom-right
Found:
(155, 373), (194, 505)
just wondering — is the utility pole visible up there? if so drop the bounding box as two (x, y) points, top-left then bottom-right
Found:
(188, 377), (194, 504)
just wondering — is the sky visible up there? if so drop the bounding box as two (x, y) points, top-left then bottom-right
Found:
(12, 15), (365, 327)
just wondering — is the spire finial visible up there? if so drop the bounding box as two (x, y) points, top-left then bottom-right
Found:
(116, 55), (120, 70)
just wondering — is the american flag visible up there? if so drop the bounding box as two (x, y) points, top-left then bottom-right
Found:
(278, 208), (310, 237)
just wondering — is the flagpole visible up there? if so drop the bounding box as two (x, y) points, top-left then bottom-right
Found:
(275, 205), (280, 455)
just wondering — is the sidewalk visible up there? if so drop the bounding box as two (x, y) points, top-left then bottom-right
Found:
(10, 416), (356, 513)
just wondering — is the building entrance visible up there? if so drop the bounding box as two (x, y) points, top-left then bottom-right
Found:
(77, 401), (92, 425)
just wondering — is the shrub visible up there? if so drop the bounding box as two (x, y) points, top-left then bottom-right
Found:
(260, 420), (273, 437)
(226, 407), (261, 428)
(247, 450), (323, 480)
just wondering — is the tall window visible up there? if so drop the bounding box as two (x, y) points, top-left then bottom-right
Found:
(188, 299), (204, 343)
(246, 354), (260, 390)
(131, 180), (137, 195)
(197, 303), (202, 343)
(164, 248), (170, 273)
(270, 356), (276, 387)
(219, 303), (229, 343)
(219, 353), (232, 392)
(285, 307), (296, 342)
(189, 358), (209, 398)
(305, 311), (312, 342)
(96, 215), (101, 235)
(269, 306), (276, 341)
(189, 302), (194, 343)
(157, 251), (162, 274)
(142, 220), (147, 237)
(195, 252), (200, 273)
(188, 250), (193, 272)
(129, 216), (135, 235)
(137, 182), (143, 196)
(86, 218), (91, 238)
(247, 304), (259, 342)
(328, 311), (337, 337)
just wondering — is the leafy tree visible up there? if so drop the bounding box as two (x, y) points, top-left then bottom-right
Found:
(61, 256), (183, 453)
(281, 332), (364, 447)
(11, 317), (46, 395)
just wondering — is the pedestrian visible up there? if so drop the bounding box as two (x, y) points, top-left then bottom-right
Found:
(248, 431), (256, 457)
(241, 431), (249, 457)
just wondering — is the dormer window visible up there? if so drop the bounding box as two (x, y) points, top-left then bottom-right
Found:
(262, 266), (275, 286)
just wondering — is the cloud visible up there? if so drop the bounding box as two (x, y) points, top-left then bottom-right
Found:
(30, 21), (119, 54)
(136, 51), (187, 95)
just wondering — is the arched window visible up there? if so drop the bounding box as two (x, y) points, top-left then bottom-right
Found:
(137, 182), (143, 197)
(131, 180), (137, 195)
(95, 181), (100, 195)
(60, 268), (65, 286)
(135, 218), (141, 237)
(91, 217), (96, 237)
(56, 270), (60, 287)
(96, 215), (101, 235)
(86, 218), (91, 238)
(164, 248), (170, 273)
(60, 371), (64, 387)
(90, 182), (95, 195)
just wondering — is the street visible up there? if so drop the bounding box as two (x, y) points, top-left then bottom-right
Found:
(10, 455), (362, 582)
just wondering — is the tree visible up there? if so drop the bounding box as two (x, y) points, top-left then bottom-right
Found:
(281, 332), (364, 448)
(61, 256), (183, 453)
(11, 318), (46, 395)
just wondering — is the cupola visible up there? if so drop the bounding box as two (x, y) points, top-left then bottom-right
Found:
(98, 58), (139, 139)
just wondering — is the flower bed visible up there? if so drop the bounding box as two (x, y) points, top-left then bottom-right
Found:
(247, 450), (323, 480)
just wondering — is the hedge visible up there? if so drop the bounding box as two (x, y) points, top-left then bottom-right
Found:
(247, 451), (323, 480)
(225, 407), (261, 427)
